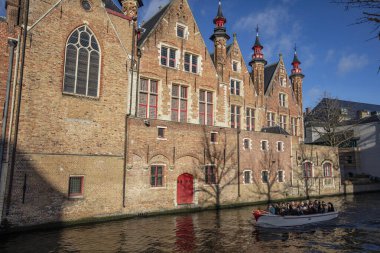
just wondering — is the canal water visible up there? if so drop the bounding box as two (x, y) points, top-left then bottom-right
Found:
(1, 192), (380, 252)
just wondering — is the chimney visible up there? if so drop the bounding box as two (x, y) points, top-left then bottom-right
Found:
(305, 107), (311, 114)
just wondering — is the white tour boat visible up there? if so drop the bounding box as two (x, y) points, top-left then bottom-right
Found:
(253, 210), (339, 227)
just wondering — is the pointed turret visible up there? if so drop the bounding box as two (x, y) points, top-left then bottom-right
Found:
(210, 0), (230, 76)
(249, 25), (266, 97)
(290, 44), (305, 110)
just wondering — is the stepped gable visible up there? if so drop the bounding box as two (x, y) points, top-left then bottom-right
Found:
(138, 2), (172, 47)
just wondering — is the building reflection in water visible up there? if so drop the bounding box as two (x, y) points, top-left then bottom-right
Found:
(175, 215), (196, 252)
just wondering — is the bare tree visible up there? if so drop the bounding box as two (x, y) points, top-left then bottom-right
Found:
(332, 0), (380, 40)
(194, 127), (239, 209)
(305, 94), (356, 148)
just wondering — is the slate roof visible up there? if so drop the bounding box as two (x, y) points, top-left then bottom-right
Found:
(138, 2), (171, 47)
(103, 0), (123, 14)
(264, 62), (278, 93)
(261, 126), (290, 135)
(313, 98), (380, 120)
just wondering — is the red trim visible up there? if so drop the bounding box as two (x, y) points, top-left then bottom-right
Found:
(105, 8), (132, 21)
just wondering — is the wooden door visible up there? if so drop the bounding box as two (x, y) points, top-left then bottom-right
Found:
(177, 173), (194, 205)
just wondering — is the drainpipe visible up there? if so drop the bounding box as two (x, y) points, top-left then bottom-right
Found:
(134, 48), (141, 117)
(6, 0), (30, 215)
(237, 127), (241, 197)
(0, 39), (18, 222)
(128, 22), (136, 115)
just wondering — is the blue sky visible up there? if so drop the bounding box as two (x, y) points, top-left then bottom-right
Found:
(1, 0), (378, 109)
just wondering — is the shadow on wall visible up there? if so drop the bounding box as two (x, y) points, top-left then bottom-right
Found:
(1, 148), (66, 232)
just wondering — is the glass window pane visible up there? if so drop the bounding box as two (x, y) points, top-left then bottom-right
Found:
(76, 48), (89, 95)
(64, 45), (77, 93)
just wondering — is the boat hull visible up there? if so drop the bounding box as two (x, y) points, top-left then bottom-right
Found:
(255, 211), (339, 227)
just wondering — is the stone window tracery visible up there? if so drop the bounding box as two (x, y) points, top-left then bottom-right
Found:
(63, 26), (100, 97)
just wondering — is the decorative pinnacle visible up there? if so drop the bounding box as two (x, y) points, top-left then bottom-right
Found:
(256, 25), (259, 36)
(294, 43), (297, 54)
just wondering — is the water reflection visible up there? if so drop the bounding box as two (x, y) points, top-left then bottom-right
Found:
(1, 193), (380, 252)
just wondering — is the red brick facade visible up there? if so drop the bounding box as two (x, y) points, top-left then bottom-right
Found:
(0, 0), (340, 228)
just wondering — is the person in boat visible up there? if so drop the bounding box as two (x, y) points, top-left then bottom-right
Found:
(268, 204), (276, 215)
(327, 202), (335, 212)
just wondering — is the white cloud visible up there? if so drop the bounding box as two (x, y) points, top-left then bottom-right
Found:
(140, 0), (170, 22)
(337, 53), (369, 74)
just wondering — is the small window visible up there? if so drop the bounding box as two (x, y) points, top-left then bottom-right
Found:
(243, 139), (250, 150)
(177, 25), (185, 38)
(323, 163), (332, 177)
(279, 93), (287, 107)
(205, 165), (217, 184)
(232, 61), (238, 72)
(280, 78), (286, 87)
(81, 0), (92, 11)
(262, 171), (269, 183)
(261, 140), (268, 151)
(157, 127), (166, 139)
(151, 165), (164, 187)
(278, 170), (284, 182)
(303, 162), (313, 178)
(277, 141), (284, 152)
(244, 170), (251, 184)
(68, 176), (84, 198)
(210, 132), (218, 143)
(246, 108), (255, 131)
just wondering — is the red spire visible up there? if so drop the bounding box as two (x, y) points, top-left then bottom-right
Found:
(213, 1), (226, 27)
(252, 25), (264, 60)
(291, 44), (303, 75)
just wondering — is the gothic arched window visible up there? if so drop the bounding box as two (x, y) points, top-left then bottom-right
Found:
(63, 26), (100, 97)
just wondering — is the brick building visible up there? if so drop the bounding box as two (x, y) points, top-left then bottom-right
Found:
(0, 0), (341, 229)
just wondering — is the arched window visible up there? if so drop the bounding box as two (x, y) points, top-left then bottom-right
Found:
(303, 162), (313, 178)
(323, 162), (332, 177)
(63, 26), (100, 97)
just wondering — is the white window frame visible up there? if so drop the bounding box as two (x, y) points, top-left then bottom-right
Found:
(246, 108), (255, 131)
(243, 138), (252, 150)
(277, 141), (284, 152)
(277, 170), (285, 183)
(231, 105), (241, 129)
(280, 77), (287, 87)
(279, 93), (287, 107)
(176, 23), (188, 39)
(291, 117), (298, 136)
(157, 126), (167, 140)
(261, 140), (269, 151)
(199, 89), (214, 126)
(243, 170), (252, 184)
(279, 115), (287, 130)
(230, 79), (241, 96)
(171, 83), (188, 122)
(184, 52), (199, 74)
(232, 60), (240, 73)
(267, 112), (275, 127)
(210, 131), (218, 144)
(160, 44), (179, 69)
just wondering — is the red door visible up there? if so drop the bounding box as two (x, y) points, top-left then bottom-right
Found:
(177, 173), (194, 205)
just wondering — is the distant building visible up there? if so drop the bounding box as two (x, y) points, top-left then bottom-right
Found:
(305, 98), (380, 178)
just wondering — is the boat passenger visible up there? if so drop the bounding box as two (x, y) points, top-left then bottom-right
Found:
(327, 202), (335, 212)
(268, 204), (276, 215)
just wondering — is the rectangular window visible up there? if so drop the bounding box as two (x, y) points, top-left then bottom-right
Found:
(262, 171), (269, 183)
(246, 108), (255, 131)
(278, 171), (284, 182)
(177, 25), (185, 38)
(151, 165), (164, 187)
(279, 93), (286, 107)
(279, 115), (287, 130)
(230, 79), (240, 95)
(199, 90), (213, 125)
(261, 140), (268, 151)
(231, 105), (241, 129)
(267, 112), (275, 127)
(291, 117), (298, 136)
(210, 132), (218, 143)
(184, 53), (198, 74)
(243, 139), (250, 150)
(157, 127), (166, 139)
(205, 165), (217, 184)
(161, 46), (177, 68)
(171, 84), (188, 122)
(277, 141), (284, 152)
(138, 78), (158, 119)
(68, 176), (84, 198)
(244, 170), (251, 184)
(280, 78), (287, 87)
(233, 61), (238, 72)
